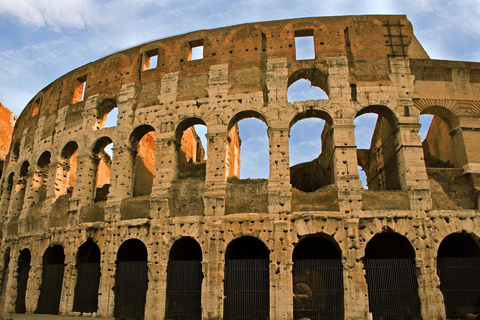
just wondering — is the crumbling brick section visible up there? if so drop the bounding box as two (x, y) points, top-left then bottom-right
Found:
(1, 15), (480, 320)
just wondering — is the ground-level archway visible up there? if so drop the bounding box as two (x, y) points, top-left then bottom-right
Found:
(36, 245), (65, 314)
(364, 232), (421, 320)
(73, 240), (101, 313)
(115, 239), (148, 319)
(292, 235), (344, 319)
(437, 233), (480, 318)
(224, 236), (270, 319)
(15, 248), (31, 313)
(165, 237), (203, 319)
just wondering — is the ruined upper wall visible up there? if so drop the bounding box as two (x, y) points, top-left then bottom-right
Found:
(13, 15), (417, 140)
(0, 102), (16, 161)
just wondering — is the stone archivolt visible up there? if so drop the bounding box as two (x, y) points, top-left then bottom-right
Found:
(0, 15), (480, 320)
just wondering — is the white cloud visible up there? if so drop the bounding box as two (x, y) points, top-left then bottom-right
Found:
(0, 0), (97, 30)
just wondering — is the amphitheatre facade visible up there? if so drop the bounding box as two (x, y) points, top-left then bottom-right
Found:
(0, 15), (480, 320)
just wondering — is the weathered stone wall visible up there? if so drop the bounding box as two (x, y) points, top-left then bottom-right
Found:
(0, 15), (480, 320)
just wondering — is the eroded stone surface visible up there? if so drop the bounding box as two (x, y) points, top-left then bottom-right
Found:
(0, 15), (479, 320)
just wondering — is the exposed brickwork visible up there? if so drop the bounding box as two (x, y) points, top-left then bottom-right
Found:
(0, 16), (480, 320)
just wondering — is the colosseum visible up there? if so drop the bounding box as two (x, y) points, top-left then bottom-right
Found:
(0, 14), (479, 320)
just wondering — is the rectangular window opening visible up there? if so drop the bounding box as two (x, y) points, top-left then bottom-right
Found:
(72, 76), (87, 104)
(188, 40), (204, 61)
(295, 30), (315, 60)
(32, 97), (41, 117)
(143, 50), (158, 71)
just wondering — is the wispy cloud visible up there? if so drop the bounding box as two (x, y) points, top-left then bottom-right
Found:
(0, 0), (97, 30)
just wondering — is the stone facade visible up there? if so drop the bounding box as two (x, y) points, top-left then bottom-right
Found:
(0, 15), (480, 320)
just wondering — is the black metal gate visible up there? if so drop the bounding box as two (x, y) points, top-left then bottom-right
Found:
(36, 264), (65, 314)
(224, 259), (269, 320)
(293, 259), (344, 320)
(165, 260), (202, 320)
(73, 262), (101, 313)
(115, 261), (148, 319)
(364, 258), (421, 320)
(15, 265), (30, 313)
(437, 257), (480, 318)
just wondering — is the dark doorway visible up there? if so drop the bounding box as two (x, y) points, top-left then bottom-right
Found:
(15, 249), (31, 313)
(437, 233), (480, 318)
(292, 235), (344, 320)
(36, 245), (65, 314)
(115, 239), (148, 319)
(165, 237), (203, 320)
(364, 233), (421, 320)
(73, 240), (101, 313)
(224, 236), (270, 320)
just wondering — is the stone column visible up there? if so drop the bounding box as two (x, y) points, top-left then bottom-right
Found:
(7, 177), (27, 219)
(271, 220), (293, 319)
(0, 177), (13, 222)
(395, 121), (431, 210)
(21, 167), (38, 212)
(202, 223), (224, 319)
(343, 218), (370, 319)
(97, 228), (116, 317)
(58, 247), (76, 315)
(70, 153), (99, 209)
(150, 135), (178, 218)
(145, 242), (167, 320)
(267, 127), (291, 214)
(25, 244), (44, 313)
(1, 246), (17, 316)
(332, 121), (363, 213)
(204, 129), (228, 216)
(105, 144), (135, 221)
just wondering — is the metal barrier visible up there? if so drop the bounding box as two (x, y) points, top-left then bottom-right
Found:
(293, 259), (344, 320)
(438, 257), (480, 318)
(114, 261), (148, 319)
(73, 262), (101, 313)
(364, 258), (421, 320)
(165, 260), (203, 320)
(224, 259), (269, 320)
(36, 264), (65, 314)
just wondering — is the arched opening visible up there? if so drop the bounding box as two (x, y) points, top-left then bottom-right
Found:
(13, 161), (29, 215)
(437, 233), (480, 318)
(115, 239), (148, 319)
(420, 107), (458, 168)
(92, 137), (113, 202)
(36, 245), (65, 314)
(292, 235), (344, 319)
(287, 79), (328, 102)
(93, 99), (118, 130)
(11, 141), (20, 162)
(2, 173), (14, 216)
(35, 152), (51, 204)
(130, 126), (156, 197)
(227, 111), (268, 179)
(175, 118), (207, 179)
(15, 248), (31, 313)
(73, 240), (101, 313)
(289, 111), (334, 192)
(224, 236), (270, 319)
(55, 142), (78, 199)
(0, 249), (10, 301)
(355, 107), (400, 190)
(165, 237), (203, 319)
(364, 232), (421, 320)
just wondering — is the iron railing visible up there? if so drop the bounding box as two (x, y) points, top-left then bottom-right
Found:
(73, 262), (101, 313)
(293, 259), (344, 320)
(364, 258), (421, 320)
(438, 257), (480, 319)
(224, 259), (270, 320)
(165, 260), (203, 320)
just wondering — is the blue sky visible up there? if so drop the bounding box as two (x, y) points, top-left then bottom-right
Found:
(1, 0), (479, 181)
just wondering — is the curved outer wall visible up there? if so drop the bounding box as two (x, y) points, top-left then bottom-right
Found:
(1, 15), (480, 319)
